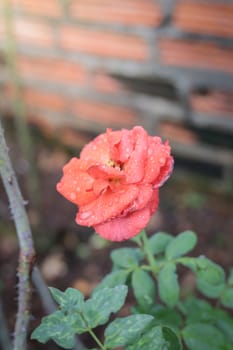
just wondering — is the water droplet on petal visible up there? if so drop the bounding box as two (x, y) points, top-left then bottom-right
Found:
(79, 211), (92, 220)
(70, 192), (76, 200)
(159, 157), (165, 165)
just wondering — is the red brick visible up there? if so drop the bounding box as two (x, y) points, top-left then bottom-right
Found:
(60, 26), (149, 61)
(22, 88), (69, 112)
(174, 1), (233, 38)
(72, 99), (138, 127)
(191, 90), (233, 117)
(11, 0), (62, 18)
(18, 56), (87, 84)
(159, 39), (233, 74)
(159, 121), (198, 144)
(70, 0), (162, 27)
(57, 127), (92, 149)
(28, 114), (54, 136)
(92, 72), (127, 94)
(13, 19), (54, 47)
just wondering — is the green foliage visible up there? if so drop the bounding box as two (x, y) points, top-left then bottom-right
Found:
(126, 325), (181, 350)
(158, 262), (179, 307)
(84, 285), (128, 328)
(131, 269), (156, 310)
(182, 323), (227, 350)
(148, 232), (173, 255)
(31, 310), (79, 349)
(220, 287), (233, 308)
(165, 231), (197, 259)
(94, 270), (129, 291)
(32, 230), (233, 350)
(32, 285), (128, 348)
(104, 314), (153, 349)
(110, 248), (143, 269)
(195, 257), (225, 298)
(150, 305), (182, 329)
(228, 268), (233, 286)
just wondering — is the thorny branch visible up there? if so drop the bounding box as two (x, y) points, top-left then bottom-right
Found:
(0, 120), (35, 350)
(0, 120), (86, 350)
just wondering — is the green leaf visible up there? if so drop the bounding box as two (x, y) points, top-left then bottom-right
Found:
(179, 297), (214, 324)
(31, 311), (75, 349)
(132, 269), (156, 310)
(178, 257), (198, 271)
(195, 257), (225, 298)
(158, 263), (179, 307)
(126, 325), (182, 350)
(148, 232), (173, 255)
(163, 326), (182, 350)
(49, 287), (84, 313)
(84, 285), (128, 328)
(196, 257), (225, 284)
(94, 270), (129, 291)
(220, 287), (233, 309)
(110, 248), (143, 269)
(228, 269), (233, 286)
(104, 314), (153, 349)
(215, 309), (233, 344)
(165, 231), (197, 259)
(197, 278), (225, 298)
(182, 323), (226, 350)
(150, 305), (182, 329)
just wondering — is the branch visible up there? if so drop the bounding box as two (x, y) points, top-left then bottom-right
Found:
(0, 120), (35, 349)
(0, 121), (87, 350)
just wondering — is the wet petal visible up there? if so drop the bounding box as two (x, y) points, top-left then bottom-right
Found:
(107, 128), (122, 162)
(88, 164), (124, 180)
(154, 156), (174, 188)
(56, 158), (96, 206)
(108, 128), (134, 163)
(94, 207), (151, 241)
(123, 184), (153, 214)
(143, 137), (173, 186)
(76, 185), (139, 226)
(94, 190), (159, 241)
(124, 126), (148, 183)
(92, 178), (109, 196)
(80, 132), (110, 164)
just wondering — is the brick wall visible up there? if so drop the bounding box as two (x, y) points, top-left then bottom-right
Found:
(0, 0), (233, 180)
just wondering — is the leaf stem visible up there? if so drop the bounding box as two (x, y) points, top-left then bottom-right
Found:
(141, 230), (159, 276)
(88, 328), (106, 350)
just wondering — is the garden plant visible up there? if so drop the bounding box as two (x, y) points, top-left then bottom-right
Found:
(0, 124), (232, 350)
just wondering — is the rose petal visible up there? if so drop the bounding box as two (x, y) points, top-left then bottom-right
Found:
(88, 164), (124, 180)
(107, 128), (122, 162)
(143, 137), (173, 186)
(108, 128), (134, 163)
(94, 190), (159, 241)
(124, 126), (148, 183)
(56, 158), (96, 205)
(80, 132), (110, 164)
(76, 185), (139, 226)
(92, 178), (109, 196)
(123, 184), (153, 214)
(154, 156), (174, 188)
(94, 207), (150, 241)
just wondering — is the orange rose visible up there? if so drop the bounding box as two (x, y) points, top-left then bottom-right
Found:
(57, 126), (173, 241)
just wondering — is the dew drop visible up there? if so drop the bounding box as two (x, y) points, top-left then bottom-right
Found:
(70, 192), (76, 200)
(79, 211), (92, 220)
(159, 157), (165, 165)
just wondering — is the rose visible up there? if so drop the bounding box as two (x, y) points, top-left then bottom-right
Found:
(57, 126), (173, 241)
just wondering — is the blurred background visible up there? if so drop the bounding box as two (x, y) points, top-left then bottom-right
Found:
(0, 1), (233, 349)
